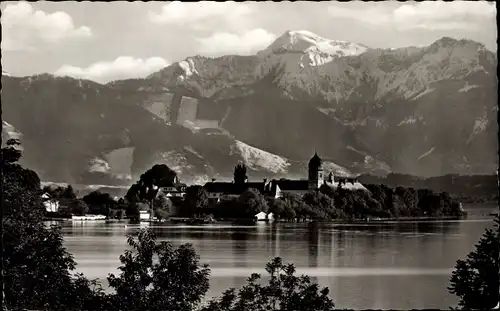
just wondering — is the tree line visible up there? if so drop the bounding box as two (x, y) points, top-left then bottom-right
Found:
(180, 183), (463, 222)
(121, 163), (464, 222)
(1, 139), (498, 310)
(42, 184), (128, 219)
(358, 173), (498, 203)
(44, 164), (465, 222)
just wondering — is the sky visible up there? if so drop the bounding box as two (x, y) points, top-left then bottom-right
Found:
(1, 1), (497, 84)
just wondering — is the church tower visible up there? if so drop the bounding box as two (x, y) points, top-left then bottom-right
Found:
(308, 151), (324, 191)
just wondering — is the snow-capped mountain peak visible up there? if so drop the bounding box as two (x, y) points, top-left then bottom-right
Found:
(259, 30), (369, 61)
(254, 30), (370, 81)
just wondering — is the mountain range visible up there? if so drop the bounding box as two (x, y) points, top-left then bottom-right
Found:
(1, 31), (498, 185)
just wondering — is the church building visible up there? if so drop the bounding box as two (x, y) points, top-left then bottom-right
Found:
(203, 152), (368, 201)
(264, 152), (368, 198)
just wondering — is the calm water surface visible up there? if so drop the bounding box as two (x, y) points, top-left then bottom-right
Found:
(51, 204), (497, 310)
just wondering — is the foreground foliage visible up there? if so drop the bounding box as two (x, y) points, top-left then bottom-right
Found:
(2, 139), (79, 310)
(202, 257), (335, 311)
(106, 229), (211, 311)
(448, 214), (500, 310)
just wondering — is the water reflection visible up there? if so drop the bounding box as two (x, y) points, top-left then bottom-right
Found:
(51, 215), (495, 310)
(231, 229), (249, 268)
(69, 221), (124, 237)
(307, 224), (319, 284)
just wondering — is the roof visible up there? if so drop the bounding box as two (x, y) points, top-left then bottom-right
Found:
(204, 182), (235, 193)
(271, 179), (309, 191)
(159, 184), (187, 193)
(204, 181), (265, 195)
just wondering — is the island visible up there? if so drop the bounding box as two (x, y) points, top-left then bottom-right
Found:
(42, 152), (466, 223)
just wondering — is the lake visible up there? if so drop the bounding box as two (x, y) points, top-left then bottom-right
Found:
(52, 203), (497, 310)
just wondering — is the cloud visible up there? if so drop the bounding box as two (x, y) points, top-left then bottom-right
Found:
(148, 1), (254, 31)
(54, 56), (169, 84)
(1, 1), (92, 51)
(328, 1), (496, 31)
(393, 1), (496, 31)
(196, 28), (277, 56)
(327, 6), (392, 26)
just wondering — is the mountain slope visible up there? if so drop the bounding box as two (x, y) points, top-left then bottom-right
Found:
(2, 32), (497, 184)
(140, 34), (497, 177)
(1, 74), (353, 184)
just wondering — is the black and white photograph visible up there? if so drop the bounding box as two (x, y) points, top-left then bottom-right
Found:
(1, 1), (499, 310)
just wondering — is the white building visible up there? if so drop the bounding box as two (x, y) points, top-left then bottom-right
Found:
(139, 210), (150, 220)
(42, 193), (59, 212)
(159, 184), (187, 198)
(255, 211), (274, 221)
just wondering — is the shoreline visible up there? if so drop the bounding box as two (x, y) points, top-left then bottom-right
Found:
(44, 215), (468, 224)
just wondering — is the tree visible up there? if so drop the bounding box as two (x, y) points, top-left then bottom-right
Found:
(69, 273), (110, 311)
(106, 229), (210, 311)
(125, 183), (141, 203)
(70, 199), (89, 216)
(62, 185), (77, 200)
(281, 201), (297, 221)
(353, 193), (370, 218)
(238, 188), (268, 219)
(3, 167), (44, 221)
(137, 202), (150, 211)
(213, 198), (240, 219)
(319, 183), (335, 198)
(108, 209), (117, 219)
(154, 192), (172, 210)
(201, 257), (335, 311)
(83, 190), (115, 215)
(184, 185), (209, 217)
(303, 191), (336, 220)
(448, 215), (499, 310)
(126, 164), (178, 205)
(116, 209), (124, 220)
(154, 193), (172, 220)
(281, 193), (308, 222)
(269, 198), (286, 220)
(2, 141), (92, 311)
(398, 187), (419, 216)
(125, 202), (140, 220)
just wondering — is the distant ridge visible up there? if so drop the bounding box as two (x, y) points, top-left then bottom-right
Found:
(1, 31), (497, 184)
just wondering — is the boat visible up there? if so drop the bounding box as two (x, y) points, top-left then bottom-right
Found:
(71, 214), (107, 221)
